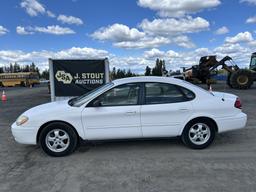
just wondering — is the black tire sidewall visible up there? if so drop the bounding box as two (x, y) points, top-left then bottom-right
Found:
(182, 119), (216, 149)
(39, 122), (78, 157)
(230, 69), (253, 89)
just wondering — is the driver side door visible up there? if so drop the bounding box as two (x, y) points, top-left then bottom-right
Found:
(82, 83), (142, 140)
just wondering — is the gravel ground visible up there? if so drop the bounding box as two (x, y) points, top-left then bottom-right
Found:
(0, 82), (255, 192)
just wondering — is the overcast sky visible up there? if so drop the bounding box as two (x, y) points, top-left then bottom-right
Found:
(0, 0), (256, 73)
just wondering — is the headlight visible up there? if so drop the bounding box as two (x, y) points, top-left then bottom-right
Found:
(16, 116), (29, 126)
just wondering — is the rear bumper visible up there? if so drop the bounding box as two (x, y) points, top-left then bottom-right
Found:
(215, 112), (247, 133)
(11, 123), (37, 145)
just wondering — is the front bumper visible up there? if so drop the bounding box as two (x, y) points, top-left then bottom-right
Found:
(216, 112), (247, 133)
(11, 123), (37, 145)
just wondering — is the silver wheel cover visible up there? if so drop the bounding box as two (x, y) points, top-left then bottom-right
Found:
(188, 123), (211, 145)
(45, 129), (70, 153)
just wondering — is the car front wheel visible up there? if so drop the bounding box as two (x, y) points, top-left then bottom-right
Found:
(181, 119), (216, 149)
(39, 122), (78, 157)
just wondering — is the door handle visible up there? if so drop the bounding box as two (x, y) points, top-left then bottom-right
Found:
(179, 108), (189, 111)
(125, 111), (137, 115)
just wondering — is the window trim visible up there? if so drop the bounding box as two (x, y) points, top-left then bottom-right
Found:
(86, 82), (143, 107)
(142, 82), (195, 105)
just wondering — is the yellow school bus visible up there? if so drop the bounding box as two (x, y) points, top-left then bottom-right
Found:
(0, 72), (40, 87)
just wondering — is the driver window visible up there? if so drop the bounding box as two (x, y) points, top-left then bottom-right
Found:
(96, 83), (140, 106)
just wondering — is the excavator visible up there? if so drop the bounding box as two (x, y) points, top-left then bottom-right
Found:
(182, 52), (256, 89)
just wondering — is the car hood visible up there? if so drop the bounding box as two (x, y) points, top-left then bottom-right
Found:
(23, 99), (70, 116)
(15, 98), (83, 129)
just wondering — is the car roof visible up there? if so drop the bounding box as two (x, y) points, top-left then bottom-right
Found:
(112, 76), (212, 98)
(112, 76), (184, 85)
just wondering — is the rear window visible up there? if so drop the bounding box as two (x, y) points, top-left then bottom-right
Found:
(181, 80), (213, 96)
(179, 86), (195, 100)
(145, 83), (188, 104)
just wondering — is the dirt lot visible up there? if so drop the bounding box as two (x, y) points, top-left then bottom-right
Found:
(0, 83), (256, 192)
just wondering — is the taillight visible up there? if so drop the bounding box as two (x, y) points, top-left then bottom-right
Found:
(234, 97), (242, 109)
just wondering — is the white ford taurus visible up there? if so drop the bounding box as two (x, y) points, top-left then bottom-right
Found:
(11, 77), (247, 156)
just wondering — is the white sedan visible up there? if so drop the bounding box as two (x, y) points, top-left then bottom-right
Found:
(11, 77), (247, 156)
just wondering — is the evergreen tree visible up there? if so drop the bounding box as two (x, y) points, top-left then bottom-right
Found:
(152, 59), (166, 76)
(24, 65), (30, 72)
(126, 69), (133, 77)
(40, 69), (49, 80)
(10, 63), (14, 73)
(13, 62), (21, 72)
(30, 62), (36, 72)
(110, 67), (116, 80)
(145, 66), (151, 76)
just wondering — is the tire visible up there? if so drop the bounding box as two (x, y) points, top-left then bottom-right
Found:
(181, 119), (216, 149)
(39, 122), (78, 157)
(226, 72), (232, 88)
(230, 69), (253, 89)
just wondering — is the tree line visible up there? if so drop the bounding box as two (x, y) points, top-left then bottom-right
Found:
(110, 67), (137, 80)
(0, 63), (49, 80)
(110, 59), (168, 80)
(0, 62), (39, 73)
(0, 58), (171, 80)
(144, 58), (167, 76)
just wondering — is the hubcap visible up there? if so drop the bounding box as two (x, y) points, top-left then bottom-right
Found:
(188, 123), (211, 145)
(237, 75), (248, 85)
(45, 129), (70, 152)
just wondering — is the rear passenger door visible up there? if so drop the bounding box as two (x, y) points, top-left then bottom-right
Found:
(141, 82), (193, 137)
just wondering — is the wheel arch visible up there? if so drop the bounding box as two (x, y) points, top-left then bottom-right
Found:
(181, 116), (218, 135)
(36, 120), (80, 144)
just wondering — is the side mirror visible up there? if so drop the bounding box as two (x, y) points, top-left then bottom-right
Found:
(92, 99), (102, 107)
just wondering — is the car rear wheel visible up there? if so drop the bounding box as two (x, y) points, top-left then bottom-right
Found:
(181, 119), (216, 149)
(39, 122), (78, 157)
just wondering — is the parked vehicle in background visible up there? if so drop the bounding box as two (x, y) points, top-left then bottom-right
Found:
(0, 72), (40, 87)
(11, 76), (247, 157)
(181, 53), (256, 89)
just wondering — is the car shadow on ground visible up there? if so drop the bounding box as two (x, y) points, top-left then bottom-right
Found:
(75, 131), (245, 154)
(77, 137), (179, 152)
(7, 128), (252, 159)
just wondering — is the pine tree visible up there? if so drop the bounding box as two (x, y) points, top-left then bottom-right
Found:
(126, 69), (133, 77)
(110, 67), (116, 80)
(24, 65), (30, 72)
(145, 66), (151, 76)
(40, 69), (49, 80)
(10, 63), (14, 73)
(30, 62), (36, 72)
(13, 62), (20, 72)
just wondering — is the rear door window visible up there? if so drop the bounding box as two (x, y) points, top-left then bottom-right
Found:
(145, 83), (188, 104)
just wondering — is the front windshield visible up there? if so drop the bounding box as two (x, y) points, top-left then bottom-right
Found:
(69, 82), (114, 107)
(250, 57), (256, 68)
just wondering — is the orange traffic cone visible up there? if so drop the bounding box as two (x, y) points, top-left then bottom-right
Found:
(1, 91), (7, 101)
